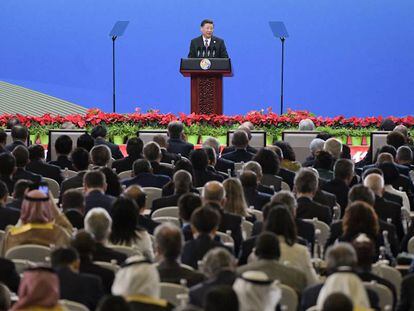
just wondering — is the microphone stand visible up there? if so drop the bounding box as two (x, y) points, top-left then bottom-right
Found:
(280, 37), (285, 115)
(112, 35), (117, 113)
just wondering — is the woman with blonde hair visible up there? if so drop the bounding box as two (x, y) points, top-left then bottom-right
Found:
(223, 178), (255, 222)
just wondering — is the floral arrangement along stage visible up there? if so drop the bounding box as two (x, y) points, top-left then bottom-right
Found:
(1, 108), (413, 146)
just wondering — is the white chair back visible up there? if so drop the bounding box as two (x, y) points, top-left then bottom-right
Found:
(407, 236), (414, 254)
(108, 245), (137, 258)
(117, 170), (132, 180)
(215, 231), (234, 249)
(151, 206), (179, 219)
(143, 187), (162, 209)
(160, 282), (189, 306)
(43, 177), (60, 198)
(372, 262), (402, 298)
(242, 220), (253, 239)
(279, 284), (298, 311)
(59, 299), (89, 311)
(364, 281), (393, 311)
(152, 217), (181, 227)
(281, 181), (291, 191)
(12, 259), (35, 274)
(249, 209), (263, 222)
(196, 187), (204, 193)
(0, 230), (4, 255)
(303, 218), (331, 247)
(93, 261), (120, 272)
(5, 244), (51, 263)
(62, 168), (77, 179)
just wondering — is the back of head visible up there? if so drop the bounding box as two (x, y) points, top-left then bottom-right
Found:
(352, 234), (376, 270)
(55, 135), (73, 156)
(191, 206), (221, 234)
(143, 141), (161, 162)
(203, 146), (217, 165)
(6, 117), (21, 129)
(0, 153), (16, 176)
(62, 189), (84, 212)
(242, 161), (263, 179)
(167, 121), (184, 139)
(223, 178), (248, 216)
(90, 145), (112, 166)
(231, 130), (249, 149)
(333, 158), (354, 181)
(348, 184), (375, 206)
(11, 125), (28, 142)
(309, 138), (325, 155)
(12, 145), (29, 168)
(298, 118), (316, 131)
(124, 185), (146, 209)
(396, 145), (413, 164)
(274, 141), (296, 161)
(202, 181), (225, 203)
(110, 197), (139, 244)
(201, 247), (235, 278)
(294, 167), (318, 194)
(264, 205), (297, 245)
(173, 169), (192, 193)
(126, 137), (143, 158)
(96, 295), (131, 311)
(322, 293), (353, 311)
(154, 223), (183, 261)
(378, 162), (400, 185)
(252, 148), (280, 175)
(178, 192), (202, 222)
(204, 285), (239, 311)
(190, 149), (209, 170)
(173, 158), (194, 176)
(13, 179), (33, 200)
(254, 232), (281, 260)
(202, 137), (220, 154)
(83, 170), (106, 190)
(240, 171), (258, 189)
(394, 124), (408, 137)
(342, 201), (379, 238)
(271, 191), (297, 216)
(152, 135), (167, 148)
(77, 133), (95, 152)
(325, 242), (357, 271)
(314, 150), (333, 170)
(363, 173), (384, 196)
(71, 230), (96, 258)
(324, 138), (343, 159)
(71, 147), (90, 171)
(375, 145), (397, 161)
(84, 207), (112, 242)
(51, 247), (79, 269)
(0, 129), (7, 146)
(20, 190), (53, 224)
(376, 152), (394, 164)
(386, 131), (406, 149)
(133, 159), (152, 175)
(91, 125), (107, 139)
(0, 180), (9, 201)
(380, 118), (396, 131)
(237, 125), (252, 141)
(28, 144), (45, 161)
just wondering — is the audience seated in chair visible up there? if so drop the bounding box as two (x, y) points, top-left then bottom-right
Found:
(77, 133), (95, 153)
(190, 149), (224, 187)
(112, 137), (144, 174)
(274, 141), (302, 172)
(62, 189), (85, 229)
(122, 159), (170, 189)
(12, 146), (42, 184)
(144, 141), (174, 178)
(253, 147), (285, 191)
(153, 134), (180, 164)
(26, 144), (64, 184)
(205, 285), (238, 311)
(48, 135), (74, 170)
(242, 161), (275, 195)
(0, 153), (17, 194)
(221, 130), (255, 163)
(0, 180), (20, 231)
(5, 125), (28, 153)
(178, 192), (202, 241)
(91, 125), (124, 160)
(84, 170), (115, 215)
(221, 124), (257, 155)
(60, 147), (90, 196)
(166, 121), (194, 158)
(223, 178), (256, 223)
(240, 170), (271, 211)
(302, 138), (325, 167)
(202, 137), (234, 173)
(161, 158), (199, 197)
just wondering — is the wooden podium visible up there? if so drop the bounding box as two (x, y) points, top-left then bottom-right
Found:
(180, 58), (232, 115)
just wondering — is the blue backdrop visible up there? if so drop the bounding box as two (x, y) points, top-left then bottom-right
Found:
(1, 0), (414, 116)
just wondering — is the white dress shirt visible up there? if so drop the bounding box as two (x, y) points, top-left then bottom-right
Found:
(202, 36), (212, 47)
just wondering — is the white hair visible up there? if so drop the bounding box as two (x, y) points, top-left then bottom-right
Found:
(324, 138), (343, 159)
(84, 207), (112, 242)
(242, 161), (263, 179)
(309, 138), (325, 155)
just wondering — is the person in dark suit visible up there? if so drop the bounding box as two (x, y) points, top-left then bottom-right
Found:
(221, 126), (257, 155)
(51, 247), (104, 310)
(6, 179), (33, 210)
(202, 137), (235, 173)
(0, 128), (9, 154)
(84, 170), (116, 215)
(221, 130), (255, 163)
(181, 206), (231, 269)
(153, 134), (181, 165)
(240, 170), (271, 211)
(12, 145), (42, 184)
(177, 193), (202, 241)
(5, 125), (28, 152)
(398, 274), (414, 311)
(321, 159), (354, 215)
(155, 223), (205, 287)
(0, 180), (19, 231)
(84, 207), (127, 265)
(60, 147), (90, 197)
(188, 19), (229, 59)
(295, 168), (332, 224)
(62, 189), (85, 229)
(48, 134), (74, 170)
(204, 146), (229, 180)
(77, 133), (95, 152)
(0, 153), (16, 194)
(26, 144), (64, 184)
(123, 184), (161, 234)
(91, 125), (124, 159)
(143, 141), (174, 177)
(191, 149), (224, 187)
(0, 258), (20, 293)
(189, 248), (236, 308)
(71, 230), (115, 294)
(122, 159), (170, 189)
(165, 121), (194, 158)
(112, 137), (143, 174)
(152, 170), (192, 214)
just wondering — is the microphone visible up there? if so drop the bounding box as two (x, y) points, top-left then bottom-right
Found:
(207, 46), (211, 57)
(202, 46), (206, 58)
(212, 46), (216, 58)
(196, 47), (201, 58)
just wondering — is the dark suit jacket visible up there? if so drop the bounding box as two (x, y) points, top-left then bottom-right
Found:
(221, 149), (255, 163)
(215, 157), (235, 173)
(0, 175), (14, 194)
(243, 188), (272, 211)
(257, 183), (275, 195)
(398, 274), (414, 311)
(112, 155), (141, 174)
(193, 168), (224, 187)
(321, 178), (349, 214)
(84, 190), (116, 215)
(122, 172), (170, 189)
(0, 205), (20, 230)
(5, 140), (26, 153)
(12, 167), (42, 184)
(157, 260), (205, 287)
(375, 196), (404, 240)
(188, 35), (229, 58)
(217, 209), (243, 256)
(26, 159), (64, 184)
(95, 137), (124, 159)
(151, 193), (183, 213)
(167, 138), (194, 158)
(278, 168), (296, 190)
(93, 242), (127, 265)
(49, 155), (74, 171)
(138, 214), (160, 235)
(189, 270), (236, 308)
(60, 171), (86, 196)
(56, 267), (104, 310)
(221, 145), (257, 155)
(160, 148), (180, 164)
(181, 234), (231, 269)
(296, 196), (332, 225)
(151, 161), (174, 178)
(0, 258), (20, 292)
(6, 198), (23, 210)
(313, 189), (337, 209)
(79, 257), (115, 294)
(64, 209), (84, 229)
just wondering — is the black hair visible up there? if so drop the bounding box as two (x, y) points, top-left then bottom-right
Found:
(77, 133), (95, 152)
(264, 205), (297, 246)
(12, 145), (29, 168)
(191, 206), (220, 234)
(71, 147), (90, 171)
(178, 193), (202, 222)
(0, 180), (9, 199)
(204, 285), (239, 311)
(28, 144), (45, 161)
(253, 148), (280, 175)
(126, 137), (143, 158)
(201, 19), (214, 27)
(91, 125), (108, 139)
(0, 153), (16, 176)
(55, 135), (73, 155)
(11, 125), (28, 141)
(190, 149), (209, 170)
(109, 197), (141, 245)
(254, 232), (281, 260)
(51, 247), (79, 268)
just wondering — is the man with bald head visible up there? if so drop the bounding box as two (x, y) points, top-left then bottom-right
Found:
(202, 181), (243, 255)
(363, 173), (404, 239)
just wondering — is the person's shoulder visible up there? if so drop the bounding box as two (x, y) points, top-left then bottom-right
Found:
(212, 36), (225, 42)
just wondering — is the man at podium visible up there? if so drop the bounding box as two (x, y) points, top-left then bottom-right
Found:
(188, 19), (229, 58)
